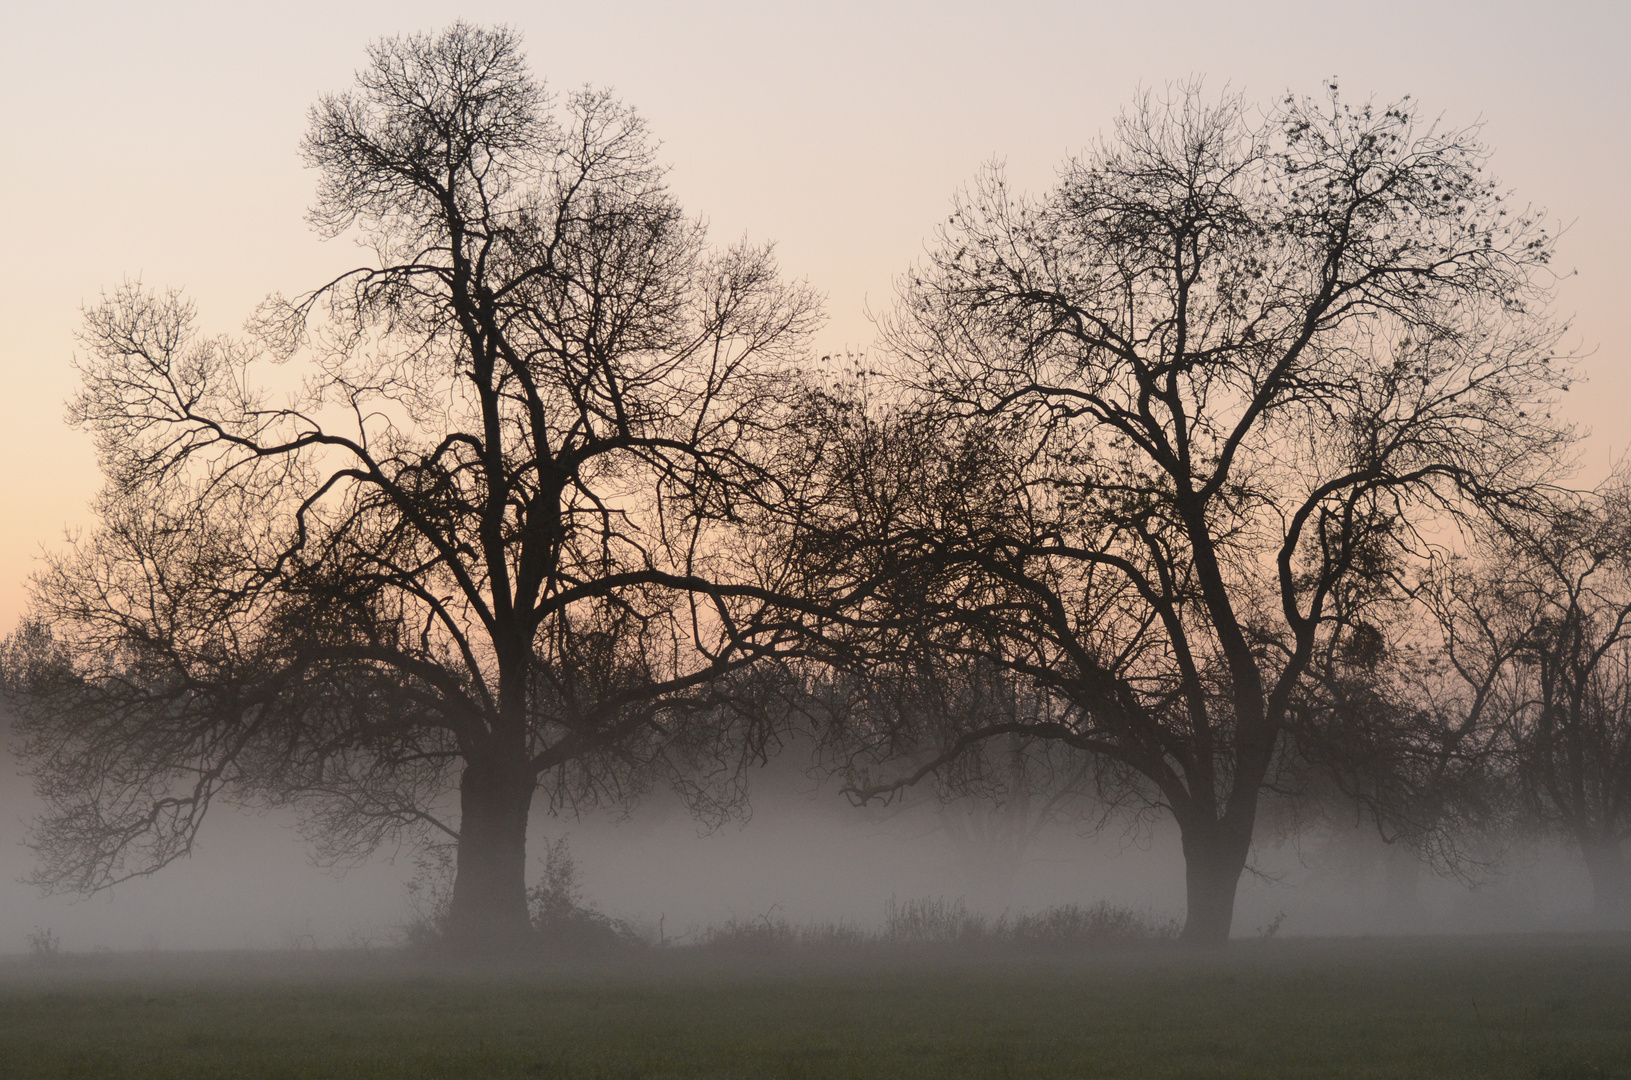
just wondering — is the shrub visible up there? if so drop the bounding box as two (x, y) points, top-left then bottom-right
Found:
(25, 927), (62, 963)
(694, 909), (871, 956)
(526, 838), (643, 954)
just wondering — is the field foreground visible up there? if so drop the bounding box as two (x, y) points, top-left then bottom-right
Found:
(2, 936), (1629, 1079)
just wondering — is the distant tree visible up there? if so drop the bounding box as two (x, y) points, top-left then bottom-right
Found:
(0, 23), (820, 952)
(1287, 559), (1523, 896)
(825, 649), (1107, 910)
(1449, 484), (1631, 922)
(799, 85), (1572, 945)
(931, 736), (1096, 912)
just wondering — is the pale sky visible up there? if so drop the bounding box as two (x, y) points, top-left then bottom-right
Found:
(2, 0), (1627, 629)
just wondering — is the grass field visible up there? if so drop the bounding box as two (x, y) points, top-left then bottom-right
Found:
(2, 936), (1629, 1079)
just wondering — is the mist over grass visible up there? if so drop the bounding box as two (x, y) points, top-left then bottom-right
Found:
(0, 770), (1615, 957)
(386, 829), (1178, 959)
(0, 712), (1615, 957)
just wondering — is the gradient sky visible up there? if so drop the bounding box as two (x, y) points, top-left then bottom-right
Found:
(1, 0), (1627, 630)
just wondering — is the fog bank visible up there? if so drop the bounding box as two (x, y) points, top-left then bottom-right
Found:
(0, 754), (1607, 956)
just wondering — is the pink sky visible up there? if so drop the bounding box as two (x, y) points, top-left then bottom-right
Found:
(2, 0), (1627, 628)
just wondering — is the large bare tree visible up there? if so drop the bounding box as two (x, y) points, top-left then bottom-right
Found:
(2, 23), (819, 951)
(804, 85), (1572, 944)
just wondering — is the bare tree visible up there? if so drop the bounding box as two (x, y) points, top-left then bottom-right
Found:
(1, 23), (820, 951)
(932, 735), (1094, 912)
(804, 85), (1571, 944)
(1447, 484), (1631, 922)
(1287, 563), (1523, 896)
(823, 648), (1108, 910)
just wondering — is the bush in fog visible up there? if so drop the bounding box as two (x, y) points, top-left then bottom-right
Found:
(24, 927), (62, 964)
(401, 836), (641, 955)
(882, 897), (1178, 949)
(695, 910), (870, 956)
(694, 897), (1176, 956)
(526, 838), (643, 953)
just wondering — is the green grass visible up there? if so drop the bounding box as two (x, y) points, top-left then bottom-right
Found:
(2, 936), (1629, 1078)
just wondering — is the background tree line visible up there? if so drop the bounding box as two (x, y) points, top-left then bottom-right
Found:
(2, 24), (1622, 952)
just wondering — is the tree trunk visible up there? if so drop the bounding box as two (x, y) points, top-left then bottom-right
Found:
(1579, 836), (1630, 925)
(1178, 817), (1253, 948)
(445, 753), (536, 953)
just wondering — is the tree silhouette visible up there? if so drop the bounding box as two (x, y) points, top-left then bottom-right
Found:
(804, 85), (1572, 945)
(2, 23), (819, 951)
(1448, 483), (1631, 922)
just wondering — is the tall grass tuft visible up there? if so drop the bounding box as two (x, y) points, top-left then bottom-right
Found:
(694, 898), (1178, 956)
(398, 839), (1175, 958)
(694, 909), (872, 956)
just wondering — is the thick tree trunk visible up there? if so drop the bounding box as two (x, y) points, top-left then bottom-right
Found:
(1579, 836), (1630, 925)
(1178, 816), (1253, 948)
(445, 753), (536, 953)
